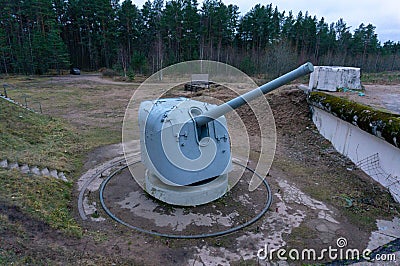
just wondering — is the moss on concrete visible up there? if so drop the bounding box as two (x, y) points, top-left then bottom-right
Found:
(308, 91), (400, 148)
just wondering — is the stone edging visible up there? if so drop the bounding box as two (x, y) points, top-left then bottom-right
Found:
(0, 159), (68, 182)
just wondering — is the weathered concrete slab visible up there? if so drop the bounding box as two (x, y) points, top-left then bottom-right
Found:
(58, 172), (68, 182)
(50, 169), (59, 179)
(0, 159), (8, 168)
(9, 162), (19, 170)
(20, 164), (30, 174)
(40, 167), (50, 176)
(30, 166), (41, 175)
(309, 66), (362, 92)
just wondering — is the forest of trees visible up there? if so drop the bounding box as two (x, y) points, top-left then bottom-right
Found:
(1, 0), (399, 76)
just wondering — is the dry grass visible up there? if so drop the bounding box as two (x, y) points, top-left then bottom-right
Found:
(0, 74), (138, 239)
(0, 169), (82, 237)
(0, 98), (83, 172)
(361, 71), (400, 84)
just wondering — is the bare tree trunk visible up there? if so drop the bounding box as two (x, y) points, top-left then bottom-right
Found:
(2, 50), (8, 75)
(217, 37), (222, 62)
(119, 47), (128, 77)
(374, 53), (380, 72)
(391, 53), (397, 71)
(79, 29), (84, 68)
(199, 36), (204, 60)
(27, 28), (34, 74)
(341, 50), (347, 66)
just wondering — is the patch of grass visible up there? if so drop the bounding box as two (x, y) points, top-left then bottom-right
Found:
(0, 99), (87, 237)
(0, 98), (84, 173)
(0, 249), (18, 265)
(341, 207), (376, 229)
(274, 158), (399, 231)
(0, 169), (82, 237)
(81, 127), (121, 148)
(87, 230), (109, 243)
(0, 76), (148, 263)
(1, 76), (134, 241)
(0, 212), (26, 239)
(361, 71), (400, 84)
(289, 225), (317, 241)
(212, 236), (236, 248)
(3, 76), (132, 149)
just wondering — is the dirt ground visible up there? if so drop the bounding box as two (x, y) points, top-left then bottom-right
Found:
(328, 84), (400, 114)
(1, 74), (399, 265)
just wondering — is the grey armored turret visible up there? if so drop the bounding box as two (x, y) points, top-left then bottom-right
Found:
(138, 62), (314, 206)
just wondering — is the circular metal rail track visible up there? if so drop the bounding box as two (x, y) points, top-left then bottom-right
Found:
(97, 159), (273, 239)
(78, 156), (130, 220)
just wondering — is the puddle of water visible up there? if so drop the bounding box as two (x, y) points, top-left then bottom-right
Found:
(235, 192), (306, 260)
(367, 217), (400, 250)
(83, 197), (105, 222)
(189, 179), (340, 264)
(117, 191), (238, 231)
(382, 94), (400, 114)
(188, 246), (241, 266)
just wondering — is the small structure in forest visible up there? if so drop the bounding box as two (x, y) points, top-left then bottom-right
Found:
(184, 74), (210, 92)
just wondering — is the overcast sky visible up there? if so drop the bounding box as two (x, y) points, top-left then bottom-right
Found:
(131, 0), (400, 42)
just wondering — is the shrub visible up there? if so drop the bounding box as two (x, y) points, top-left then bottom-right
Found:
(100, 68), (116, 78)
(127, 71), (135, 81)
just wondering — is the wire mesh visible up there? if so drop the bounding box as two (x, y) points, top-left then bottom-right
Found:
(356, 153), (400, 201)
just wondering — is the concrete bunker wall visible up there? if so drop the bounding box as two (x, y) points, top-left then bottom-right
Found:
(308, 92), (400, 202)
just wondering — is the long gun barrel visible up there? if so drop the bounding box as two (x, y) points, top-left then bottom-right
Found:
(194, 62), (314, 126)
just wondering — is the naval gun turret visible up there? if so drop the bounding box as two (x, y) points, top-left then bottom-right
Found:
(138, 62), (314, 206)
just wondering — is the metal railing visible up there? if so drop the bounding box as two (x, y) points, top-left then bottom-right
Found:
(2, 83), (42, 113)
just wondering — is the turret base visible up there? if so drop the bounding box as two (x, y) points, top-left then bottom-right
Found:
(145, 170), (228, 206)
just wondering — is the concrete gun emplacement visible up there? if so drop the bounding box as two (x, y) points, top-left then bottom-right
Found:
(138, 62), (314, 205)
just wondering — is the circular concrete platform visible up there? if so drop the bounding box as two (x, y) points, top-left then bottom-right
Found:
(145, 171), (228, 206)
(99, 161), (272, 238)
